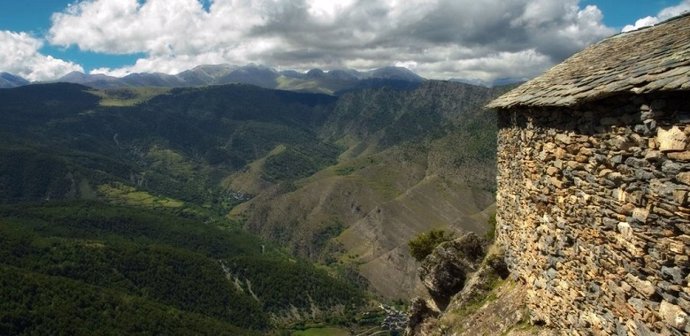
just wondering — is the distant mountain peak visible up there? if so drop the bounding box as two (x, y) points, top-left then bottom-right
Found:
(365, 66), (425, 82)
(306, 68), (325, 78)
(56, 72), (118, 88)
(58, 71), (91, 81)
(0, 72), (30, 88)
(189, 64), (236, 73)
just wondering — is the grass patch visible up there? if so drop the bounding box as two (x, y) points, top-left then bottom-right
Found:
(91, 88), (170, 107)
(501, 317), (536, 336)
(275, 76), (334, 95)
(97, 183), (184, 209)
(453, 275), (504, 318)
(486, 213), (497, 241)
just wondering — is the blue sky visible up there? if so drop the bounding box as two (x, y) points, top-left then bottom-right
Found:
(0, 0), (688, 81)
(581, 0), (679, 27)
(0, 2), (142, 70)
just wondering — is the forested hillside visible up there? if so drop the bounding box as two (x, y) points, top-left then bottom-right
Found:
(0, 201), (365, 334)
(0, 80), (506, 332)
(0, 83), (365, 334)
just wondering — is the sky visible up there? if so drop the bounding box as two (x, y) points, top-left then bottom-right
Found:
(1, 0), (689, 82)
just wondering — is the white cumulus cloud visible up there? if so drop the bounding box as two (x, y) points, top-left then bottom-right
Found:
(0, 31), (83, 81)
(622, 0), (690, 32)
(44, 0), (615, 82)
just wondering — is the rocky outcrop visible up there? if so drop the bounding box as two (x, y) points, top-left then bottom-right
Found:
(406, 298), (441, 336)
(418, 233), (485, 310)
(496, 94), (690, 335)
(406, 233), (486, 335)
(408, 245), (523, 336)
(445, 251), (510, 313)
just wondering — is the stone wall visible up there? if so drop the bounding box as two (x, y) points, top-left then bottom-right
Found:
(496, 93), (690, 335)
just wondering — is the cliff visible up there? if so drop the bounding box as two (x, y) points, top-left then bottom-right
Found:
(405, 234), (557, 335)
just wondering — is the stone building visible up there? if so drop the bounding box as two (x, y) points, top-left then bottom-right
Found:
(488, 14), (690, 335)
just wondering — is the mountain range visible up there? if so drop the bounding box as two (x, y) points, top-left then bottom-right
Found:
(0, 64), (427, 94)
(1, 64), (526, 92)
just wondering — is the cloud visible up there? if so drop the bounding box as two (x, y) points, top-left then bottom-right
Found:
(446, 49), (552, 82)
(0, 31), (83, 81)
(47, 0), (614, 81)
(622, 0), (690, 32)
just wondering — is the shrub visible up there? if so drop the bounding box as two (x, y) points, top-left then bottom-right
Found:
(485, 213), (497, 241)
(408, 229), (454, 262)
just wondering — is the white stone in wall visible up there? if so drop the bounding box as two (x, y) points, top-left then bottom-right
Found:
(657, 126), (687, 152)
(617, 222), (632, 237)
(659, 300), (688, 331)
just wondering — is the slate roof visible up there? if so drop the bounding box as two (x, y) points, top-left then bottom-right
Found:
(488, 13), (690, 109)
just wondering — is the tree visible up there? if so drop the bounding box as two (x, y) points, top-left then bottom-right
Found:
(408, 229), (454, 262)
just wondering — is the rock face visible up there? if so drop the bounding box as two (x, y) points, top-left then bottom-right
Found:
(496, 94), (690, 335)
(406, 297), (441, 336)
(407, 246), (516, 336)
(418, 233), (485, 310)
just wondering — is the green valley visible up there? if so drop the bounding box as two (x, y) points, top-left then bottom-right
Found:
(0, 79), (506, 333)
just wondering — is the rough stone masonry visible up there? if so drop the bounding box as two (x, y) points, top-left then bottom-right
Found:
(496, 93), (690, 335)
(487, 13), (690, 336)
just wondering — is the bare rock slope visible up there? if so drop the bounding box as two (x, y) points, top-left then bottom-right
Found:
(230, 82), (508, 299)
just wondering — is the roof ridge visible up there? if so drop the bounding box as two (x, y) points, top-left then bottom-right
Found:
(657, 10), (690, 25)
(488, 12), (690, 109)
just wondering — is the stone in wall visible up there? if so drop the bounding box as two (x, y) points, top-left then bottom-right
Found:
(496, 93), (690, 335)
